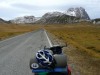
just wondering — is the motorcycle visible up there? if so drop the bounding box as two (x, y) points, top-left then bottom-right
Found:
(29, 45), (71, 75)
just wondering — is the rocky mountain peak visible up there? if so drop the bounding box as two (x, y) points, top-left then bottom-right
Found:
(65, 7), (90, 20)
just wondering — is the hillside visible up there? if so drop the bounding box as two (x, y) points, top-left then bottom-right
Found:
(10, 16), (41, 24)
(0, 18), (10, 23)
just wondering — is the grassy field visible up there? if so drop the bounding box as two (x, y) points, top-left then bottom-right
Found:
(44, 23), (100, 75)
(0, 23), (41, 40)
(44, 24), (100, 58)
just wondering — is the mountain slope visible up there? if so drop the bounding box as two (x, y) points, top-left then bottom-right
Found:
(10, 16), (41, 24)
(0, 18), (10, 23)
(0, 18), (5, 23)
(35, 12), (79, 24)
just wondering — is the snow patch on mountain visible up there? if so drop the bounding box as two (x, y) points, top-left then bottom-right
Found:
(11, 16), (41, 24)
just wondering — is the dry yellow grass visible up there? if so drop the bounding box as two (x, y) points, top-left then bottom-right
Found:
(44, 24), (100, 58)
(44, 23), (100, 75)
(0, 23), (41, 40)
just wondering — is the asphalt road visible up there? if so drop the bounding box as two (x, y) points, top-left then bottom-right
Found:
(0, 29), (52, 75)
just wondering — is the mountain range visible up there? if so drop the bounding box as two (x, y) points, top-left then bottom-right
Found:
(0, 7), (93, 24)
(10, 7), (90, 24)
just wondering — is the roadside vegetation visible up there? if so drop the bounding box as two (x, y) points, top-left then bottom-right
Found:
(44, 23), (100, 75)
(44, 23), (100, 58)
(0, 23), (41, 40)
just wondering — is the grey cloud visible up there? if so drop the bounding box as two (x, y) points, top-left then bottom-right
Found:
(11, 3), (66, 11)
(11, 3), (84, 11)
(11, 3), (41, 10)
(0, 0), (100, 20)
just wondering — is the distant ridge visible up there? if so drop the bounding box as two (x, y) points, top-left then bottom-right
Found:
(10, 16), (41, 24)
(0, 18), (10, 23)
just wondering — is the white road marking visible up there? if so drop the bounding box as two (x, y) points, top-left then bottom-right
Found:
(44, 30), (53, 47)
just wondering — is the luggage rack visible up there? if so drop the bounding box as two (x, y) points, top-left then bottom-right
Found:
(32, 67), (67, 73)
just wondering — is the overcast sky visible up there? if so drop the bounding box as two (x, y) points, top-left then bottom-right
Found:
(0, 0), (100, 20)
